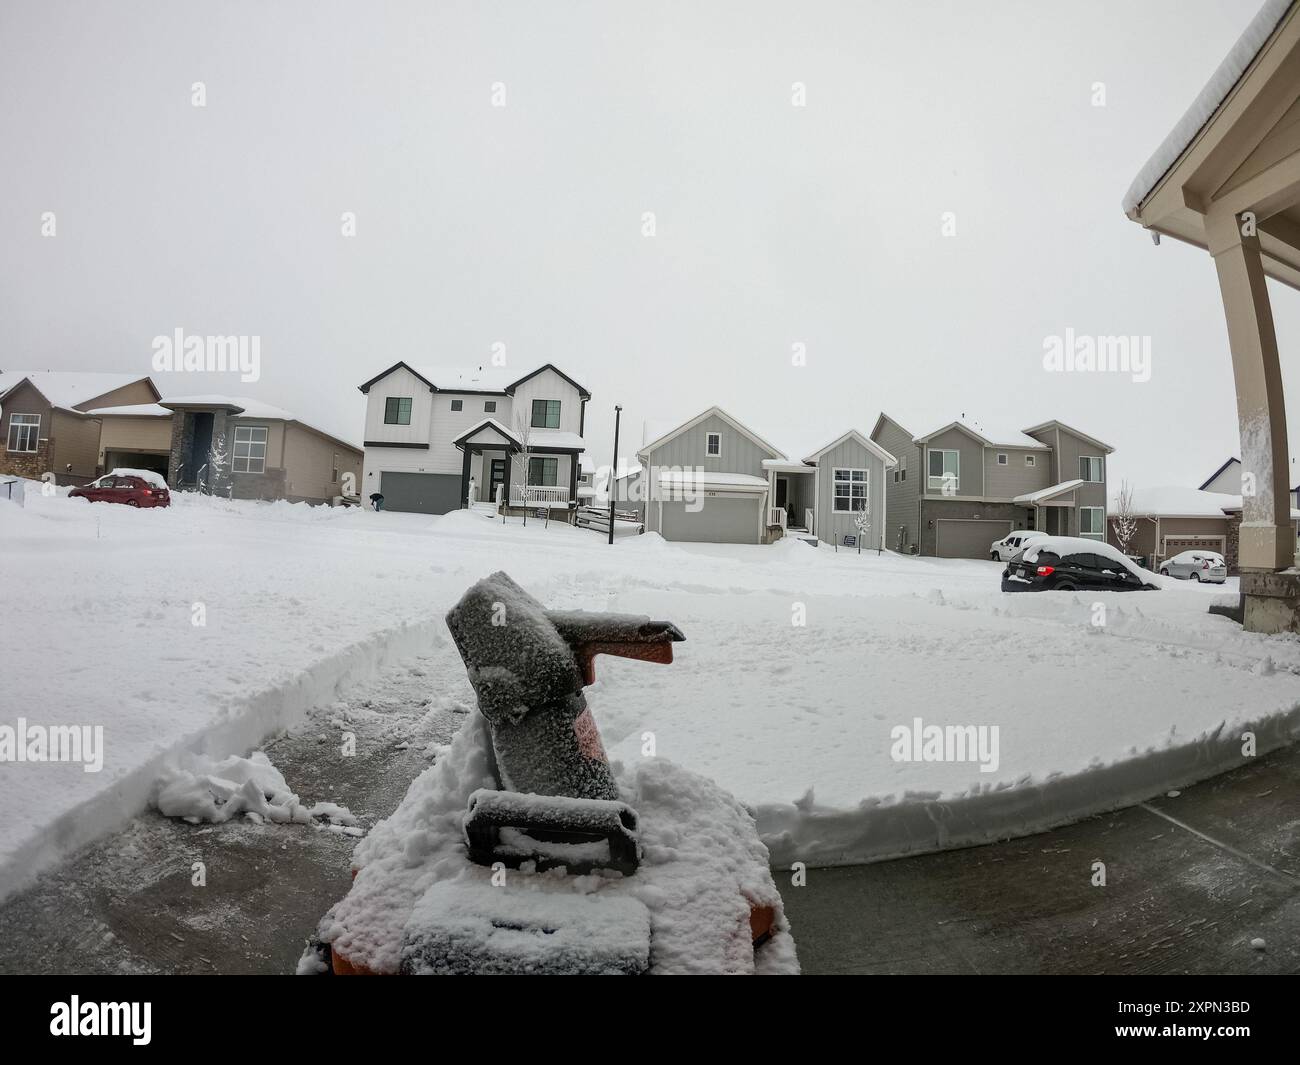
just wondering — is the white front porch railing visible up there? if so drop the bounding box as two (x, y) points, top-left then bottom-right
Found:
(805, 508), (815, 536)
(768, 506), (787, 529)
(509, 485), (570, 507)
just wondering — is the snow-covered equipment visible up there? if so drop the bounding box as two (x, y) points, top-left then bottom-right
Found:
(445, 572), (684, 805)
(303, 572), (798, 975)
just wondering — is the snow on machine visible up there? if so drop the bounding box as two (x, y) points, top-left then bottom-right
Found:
(302, 571), (798, 975)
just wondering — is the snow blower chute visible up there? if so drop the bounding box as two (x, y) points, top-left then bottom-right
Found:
(303, 572), (798, 975)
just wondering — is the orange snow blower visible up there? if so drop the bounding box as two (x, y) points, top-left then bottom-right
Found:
(304, 573), (794, 975)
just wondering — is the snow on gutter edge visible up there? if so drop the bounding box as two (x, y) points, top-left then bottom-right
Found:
(1122, 0), (1295, 216)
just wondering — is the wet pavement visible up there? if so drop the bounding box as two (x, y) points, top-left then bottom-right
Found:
(780, 742), (1300, 974)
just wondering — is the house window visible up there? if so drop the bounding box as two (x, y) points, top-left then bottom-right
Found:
(900, 455), (906, 481)
(332, 454), (339, 484)
(384, 397), (411, 425)
(1080, 455), (1103, 482)
(450, 399), (463, 412)
(528, 456), (558, 486)
(927, 449), (959, 491)
(1079, 506), (1104, 539)
(706, 432), (721, 457)
(484, 401), (496, 413)
(232, 426), (268, 474)
(997, 453), (1008, 465)
(833, 468), (868, 512)
(1025, 454), (1035, 467)
(531, 399), (561, 428)
(6, 413), (39, 453)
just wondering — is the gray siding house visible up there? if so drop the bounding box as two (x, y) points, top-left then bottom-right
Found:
(871, 413), (1114, 558)
(631, 407), (896, 547)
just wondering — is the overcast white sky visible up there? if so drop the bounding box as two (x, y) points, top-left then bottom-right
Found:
(2, 0), (1298, 490)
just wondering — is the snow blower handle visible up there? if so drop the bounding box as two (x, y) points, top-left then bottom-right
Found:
(546, 612), (686, 686)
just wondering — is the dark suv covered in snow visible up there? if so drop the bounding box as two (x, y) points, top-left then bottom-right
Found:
(1001, 535), (1157, 593)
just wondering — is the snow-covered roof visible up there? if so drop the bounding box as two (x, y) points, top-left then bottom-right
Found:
(159, 395), (360, 451)
(1014, 478), (1086, 505)
(914, 415), (1049, 450)
(1123, 0), (1295, 214)
(455, 417), (520, 447)
(412, 364), (519, 392)
(762, 458), (814, 473)
(656, 470), (769, 493)
(528, 428), (585, 450)
(1118, 485), (1241, 517)
(161, 394), (297, 420)
(1116, 484), (1300, 519)
(86, 403), (171, 417)
(0, 371), (154, 411)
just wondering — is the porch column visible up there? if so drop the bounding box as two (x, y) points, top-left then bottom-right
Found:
(1208, 208), (1293, 571)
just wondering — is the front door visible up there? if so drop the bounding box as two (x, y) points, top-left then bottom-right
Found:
(489, 458), (506, 503)
(776, 477), (788, 509)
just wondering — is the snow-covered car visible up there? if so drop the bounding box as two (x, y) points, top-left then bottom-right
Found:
(1159, 550), (1227, 583)
(990, 528), (1047, 562)
(1001, 535), (1158, 593)
(69, 468), (170, 508)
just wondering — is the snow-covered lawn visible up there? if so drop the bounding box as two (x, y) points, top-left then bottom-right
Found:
(3, 488), (1300, 898)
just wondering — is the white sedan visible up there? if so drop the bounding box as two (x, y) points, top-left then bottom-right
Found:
(990, 529), (1047, 562)
(1160, 550), (1228, 584)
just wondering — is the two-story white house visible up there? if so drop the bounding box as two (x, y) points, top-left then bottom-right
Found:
(357, 362), (591, 515)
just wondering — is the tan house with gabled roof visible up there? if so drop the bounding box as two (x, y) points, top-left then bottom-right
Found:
(0, 371), (160, 484)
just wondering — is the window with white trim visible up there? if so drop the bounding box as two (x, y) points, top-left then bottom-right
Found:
(233, 425), (268, 474)
(1080, 455), (1103, 482)
(997, 453), (1008, 465)
(927, 449), (959, 491)
(706, 432), (721, 457)
(1025, 454), (1035, 467)
(450, 399), (463, 412)
(6, 413), (39, 453)
(833, 467), (868, 512)
(1079, 506), (1104, 539)
(900, 455), (906, 481)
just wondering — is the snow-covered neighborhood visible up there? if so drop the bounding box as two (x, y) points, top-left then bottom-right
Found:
(4, 0), (1300, 1018)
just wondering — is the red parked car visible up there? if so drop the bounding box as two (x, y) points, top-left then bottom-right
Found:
(69, 471), (171, 508)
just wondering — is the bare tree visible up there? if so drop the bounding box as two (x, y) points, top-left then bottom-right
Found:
(1111, 479), (1138, 556)
(512, 413), (534, 526)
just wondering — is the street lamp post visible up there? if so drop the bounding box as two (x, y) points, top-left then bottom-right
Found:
(608, 405), (622, 545)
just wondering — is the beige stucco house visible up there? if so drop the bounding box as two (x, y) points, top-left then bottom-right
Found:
(0, 372), (161, 484)
(0, 371), (361, 503)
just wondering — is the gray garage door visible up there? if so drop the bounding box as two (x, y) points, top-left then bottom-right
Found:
(659, 496), (761, 544)
(936, 519), (1013, 559)
(380, 472), (462, 514)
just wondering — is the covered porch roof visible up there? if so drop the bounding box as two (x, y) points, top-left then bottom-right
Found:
(1125, 0), (1300, 289)
(1014, 478), (1086, 506)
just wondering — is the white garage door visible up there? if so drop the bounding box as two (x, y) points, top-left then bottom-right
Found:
(936, 519), (1013, 559)
(1164, 536), (1225, 555)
